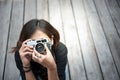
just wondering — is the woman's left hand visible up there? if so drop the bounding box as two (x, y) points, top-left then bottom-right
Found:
(32, 44), (56, 70)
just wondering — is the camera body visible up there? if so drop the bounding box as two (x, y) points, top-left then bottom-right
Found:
(26, 38), (52, 53)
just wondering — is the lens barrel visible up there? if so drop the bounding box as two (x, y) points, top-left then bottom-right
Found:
(35, 43), (45, 53)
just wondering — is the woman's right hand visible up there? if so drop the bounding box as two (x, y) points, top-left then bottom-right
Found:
(19, 39), (33, 67)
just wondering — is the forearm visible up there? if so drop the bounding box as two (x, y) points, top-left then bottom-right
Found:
(48, 68), (59, 80)
(25, 70), (36, 80)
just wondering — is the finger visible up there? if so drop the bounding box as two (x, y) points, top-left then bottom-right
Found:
(23, 45), (33, 50)
(21, 45), (33, 52)
(32, 51), (40, 62)
(22, 51), (33, 55)
(21, 39), (32, 49)
(20, 52), (32, 58)
(23, 39), (32, 44)
(23, 46), (33, 52)
(24, 52), (32, 57)
(29, 45), (34, 49)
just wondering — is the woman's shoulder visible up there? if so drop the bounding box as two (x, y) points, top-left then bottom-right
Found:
(54, 42), (68, 55)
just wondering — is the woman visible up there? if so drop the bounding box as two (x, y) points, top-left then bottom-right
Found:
(12, 19), (68, 80)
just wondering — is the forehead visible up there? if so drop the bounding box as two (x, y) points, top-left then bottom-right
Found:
(30, 30), (49, 40)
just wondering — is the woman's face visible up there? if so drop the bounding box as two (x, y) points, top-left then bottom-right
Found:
(30, 30), (50, 41)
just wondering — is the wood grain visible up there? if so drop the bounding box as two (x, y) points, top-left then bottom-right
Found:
(71, 0), (103, 80)
(0, 0), (12, 80)
(83, 0), (120, 79)
(24, 0), (37, 23)
(105, 0), (120, 37)
(37, 0), (49, 20)
(59, 0), (86, 79)
(4, 0), (24, 80)
(94, 0), (120, 77)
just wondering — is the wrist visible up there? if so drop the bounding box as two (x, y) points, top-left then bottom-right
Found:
(23, 63), (31, 67)
(47, 64), (57, 71)
(23, 66), (32, 73)
(47, 67), (58, 74)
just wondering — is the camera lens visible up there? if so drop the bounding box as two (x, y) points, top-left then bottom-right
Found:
(35, 43), (45, 53)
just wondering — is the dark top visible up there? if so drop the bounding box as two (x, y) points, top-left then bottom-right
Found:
(14, 42), (68, 80)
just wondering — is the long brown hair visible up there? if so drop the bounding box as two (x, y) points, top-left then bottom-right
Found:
(12, 19), (60, 52)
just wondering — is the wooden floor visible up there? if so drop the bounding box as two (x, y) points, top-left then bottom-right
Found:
(0, 0), (120, 80)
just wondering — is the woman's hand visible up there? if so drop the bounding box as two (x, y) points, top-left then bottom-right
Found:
(32, 44), (57, 70)
(19, 39), (33, 67)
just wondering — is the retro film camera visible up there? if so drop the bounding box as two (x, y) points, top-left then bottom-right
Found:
(26, 38), (52, 53)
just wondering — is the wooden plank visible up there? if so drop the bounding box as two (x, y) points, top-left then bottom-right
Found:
(65, 64), (70, 80)
(83, 0), (120, 80)
(4, 0), (24, 80)
(37, 0), (49, 20)
(48, 0), (70, 80)
(59, 0), (87, 80)
(116, 0), (120, 7)
(24, 0), (37, 23)
(0, 0), (12, 80)
(105, 0), (120, 37)
(48, 0), (65, 49)
(93, 0), (120, 77)
(71, 0), (103, 80)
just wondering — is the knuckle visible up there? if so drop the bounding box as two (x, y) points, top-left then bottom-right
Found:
(32, 57), (34, 60)
(19, 53), (24, 57)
